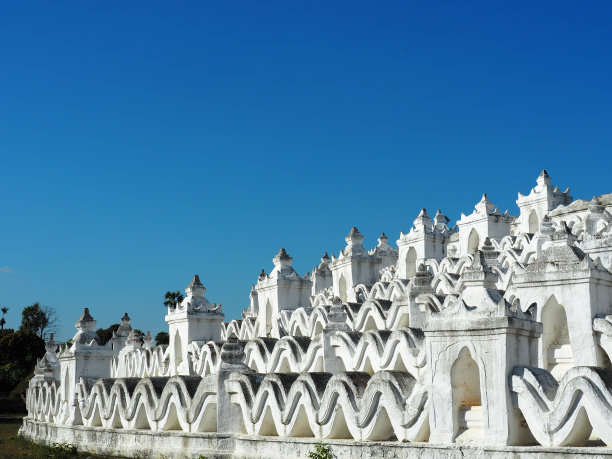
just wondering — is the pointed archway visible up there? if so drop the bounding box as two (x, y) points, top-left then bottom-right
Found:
(173, 330), (183, 373)
(467, 229), (480, 253)
(540, 296), (574, 380)
(339, 275), (348, 302)
(528, 210), (539, 234)
(406, 247), (417, 278)
(265, 299), (273, 337)
(451, 347), (483, 442)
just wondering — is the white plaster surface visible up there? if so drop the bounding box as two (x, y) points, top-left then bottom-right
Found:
(21, 171), (612, 457)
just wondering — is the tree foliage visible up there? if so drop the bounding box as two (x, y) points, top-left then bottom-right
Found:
(155, 331), (169, 346)
(0, 328), (45, 392)
(164, 291), (184, 309)
(20, 303), (58, 339)
(95, 324), (120, 345)
(308, 442), (333, 459)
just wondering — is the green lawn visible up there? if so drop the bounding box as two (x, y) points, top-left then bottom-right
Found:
(0, 416), (115, 458)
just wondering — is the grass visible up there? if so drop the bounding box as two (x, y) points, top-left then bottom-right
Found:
(0, 415), (116, 458)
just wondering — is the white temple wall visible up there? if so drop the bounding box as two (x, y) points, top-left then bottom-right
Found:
(21, 173), (612, 456)
(166, 313), (224, 374)
(513, 278), (612, 374)
(330, 257), (380, 302)
(255, 281), (311, 337)
(425, 320), (540, 446)
(397, 237), (446, 279)
(311, 268), (332, 295)
(516, 170), (573, 234)
(458, 217), (511, 256)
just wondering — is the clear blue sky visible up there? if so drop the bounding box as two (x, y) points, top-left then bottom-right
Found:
(1, 2), (611, 340)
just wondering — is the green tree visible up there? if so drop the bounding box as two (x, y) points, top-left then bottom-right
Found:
(96, 324), (120, 345)
(0, 307), (7, 330)
(155, 331), (169, 346)
(20, 303), (57, 339)
(0, 328), (45, 392)
(164, 291), (184, 309)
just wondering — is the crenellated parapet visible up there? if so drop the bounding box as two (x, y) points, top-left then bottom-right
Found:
(397, 209), (454, 279)
(516, 170), (573, 234)
(311, 252), (332, 295)
(457, 194), (516, 256)
(225, 370), (429, 441)
(165, 275), (225, 375)
(419, 251), (542, 445)
(330, 227), (390, 303)
(253, 248), (312, 338)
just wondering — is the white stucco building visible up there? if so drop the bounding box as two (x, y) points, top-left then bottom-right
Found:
(21, 171), (612, 458)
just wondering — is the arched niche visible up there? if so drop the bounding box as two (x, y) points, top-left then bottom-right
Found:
(451, 347), (483, 442)
(406, 246), (417, 279)
(63, 368), (71, 403)
(540, 296), (574, 380)
(339, 274), (348, 302)
(174, 330), (183, 371)
(528, 210), (539, 234)
(467, 229), (480, 253)
(265, 299), (273, 337)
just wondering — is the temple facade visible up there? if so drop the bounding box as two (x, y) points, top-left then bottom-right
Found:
(20, 171), (612, 458)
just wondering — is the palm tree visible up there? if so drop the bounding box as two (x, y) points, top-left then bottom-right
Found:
(0, 307), (8, 330)
(164, 291), (184, 309)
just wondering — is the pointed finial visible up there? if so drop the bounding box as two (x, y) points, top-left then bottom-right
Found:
(474, 193), (498, 215)
(75, 308), (96, 332)
(45, 333), (57, 353)
(316, 252), (331, 272)
(79, 308), (93, 322)
(345, 226), (365, 248)
(273, 248), (293, 268)
(434, 209), (449, 225)
(186, 275), (206, 297)
(188, 274), (202, 288)
(74, 308), (97, 336)
(537, 169), (552, 186)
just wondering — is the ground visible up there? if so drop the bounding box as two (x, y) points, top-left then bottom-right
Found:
(0, 415), (116, 459)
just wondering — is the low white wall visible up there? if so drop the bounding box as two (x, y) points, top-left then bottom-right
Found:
(20, 419), (612, 459)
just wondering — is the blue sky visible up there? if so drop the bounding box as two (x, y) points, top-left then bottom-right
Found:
(1, 2), (611, 340)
